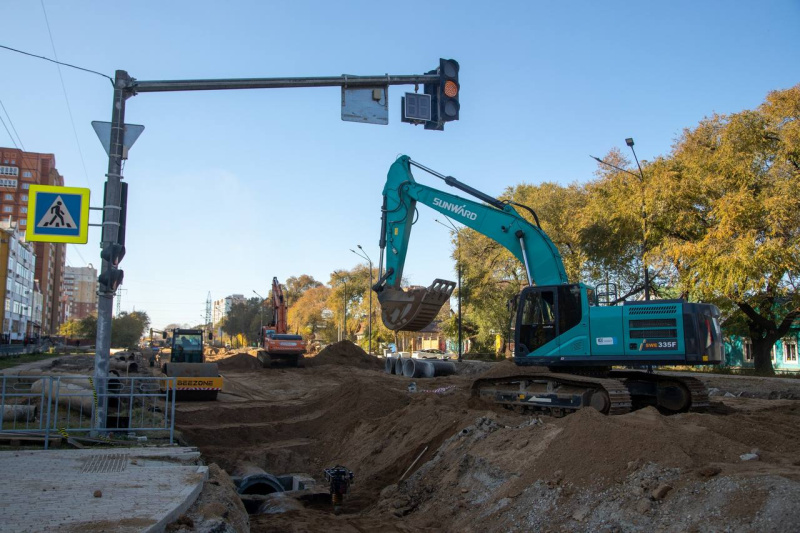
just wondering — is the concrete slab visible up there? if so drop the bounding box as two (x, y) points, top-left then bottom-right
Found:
(0, 446), (207, 533)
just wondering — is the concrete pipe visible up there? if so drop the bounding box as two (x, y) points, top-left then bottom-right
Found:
(232, 462), (286, 495)
(428, 360), (457, 377)
(393, 357), (406, 375)
(110, 360), (138, 374)
(2, 404), (38, 423)
(402, 358), (434, 378)
(385, 356), (396, 374)
(31, 379), (94, 414)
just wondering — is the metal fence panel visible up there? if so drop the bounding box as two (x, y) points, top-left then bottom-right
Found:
(0, 375), (176, 449)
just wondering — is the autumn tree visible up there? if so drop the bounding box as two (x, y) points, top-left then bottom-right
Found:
(284, 274), (323, 308)
(288, 285), (334, 340)
(653, 85), (800, 374)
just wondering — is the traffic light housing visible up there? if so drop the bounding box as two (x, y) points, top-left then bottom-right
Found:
(99, 243), (125, 292)
(438, 58), (460, 122)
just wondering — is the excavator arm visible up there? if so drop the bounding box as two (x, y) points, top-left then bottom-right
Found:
(374, 155), (569, 331)
(270, 277), (288, 334)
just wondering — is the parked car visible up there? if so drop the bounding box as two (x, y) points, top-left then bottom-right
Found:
(411, 348), (455, 360)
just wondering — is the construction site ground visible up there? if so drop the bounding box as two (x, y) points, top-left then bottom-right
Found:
(6, 346), (800, 532)
(172, 343), (800, 532)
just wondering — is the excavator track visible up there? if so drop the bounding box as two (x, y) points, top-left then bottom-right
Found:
(609, 371), (710, 412)
(471, 372), (632, 416)
(472, 370), (711, 417)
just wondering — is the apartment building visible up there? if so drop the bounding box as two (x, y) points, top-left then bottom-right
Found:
(64, 264), (98, 320)
(0, 148), (67, 334)
(0, 220), (36, 341)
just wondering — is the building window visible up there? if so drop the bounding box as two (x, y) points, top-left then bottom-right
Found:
(3, 194), (12, 200)
(2, 206), (12, 213)
(21, 195), (27, 201)
(0, 178), (18, 188)
(22, 171), (32, 178)
(20, 207), (26, 214)
(743, 339), (753, 362)
(19, 219), (26, 226)
(785, 340), (798, 363)
(0, 166), (19, 176)
(21, 183), (29, 190)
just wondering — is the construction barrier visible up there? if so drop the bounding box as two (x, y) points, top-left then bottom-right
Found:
(0, 374), (177, 449)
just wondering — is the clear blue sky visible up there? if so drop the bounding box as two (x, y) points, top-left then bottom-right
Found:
(1, 1), (798, 329)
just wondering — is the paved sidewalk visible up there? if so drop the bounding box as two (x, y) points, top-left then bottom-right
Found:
(0, 447), (207, 532)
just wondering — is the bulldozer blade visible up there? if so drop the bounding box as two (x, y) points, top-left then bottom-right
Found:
(378, 279), (456, 331)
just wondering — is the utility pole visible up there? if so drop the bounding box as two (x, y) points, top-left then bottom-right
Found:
(115, 288), (127, 317)
(435, 218), (463, 362)
(351, 245), (373, 355)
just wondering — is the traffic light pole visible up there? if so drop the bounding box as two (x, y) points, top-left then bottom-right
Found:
(92, 65), (452, 430)
(93, 70), (129, 433)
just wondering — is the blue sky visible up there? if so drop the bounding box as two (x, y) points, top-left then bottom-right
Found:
(1, 1), (798, 329)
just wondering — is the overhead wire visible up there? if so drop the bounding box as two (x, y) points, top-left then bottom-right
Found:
(0, 113), (19, 149)
(0, 44), (113, 85)
(39, 0), (93, 190)
(0, 97), (24, 150)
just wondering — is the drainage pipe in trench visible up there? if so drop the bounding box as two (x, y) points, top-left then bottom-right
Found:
(233, 462), (285, 496)
(384, 356), (396, 374)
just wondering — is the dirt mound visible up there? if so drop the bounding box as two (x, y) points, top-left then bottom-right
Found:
(305, 341), (383, 370)
(216, 352), (261, 371)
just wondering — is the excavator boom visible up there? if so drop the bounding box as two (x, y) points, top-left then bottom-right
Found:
(374, 155), (567, 331)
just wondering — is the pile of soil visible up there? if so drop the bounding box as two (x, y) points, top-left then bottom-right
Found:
(305, 341), (383, 370)
(171, 359), (800, 532)
(216, 352), (261, 372)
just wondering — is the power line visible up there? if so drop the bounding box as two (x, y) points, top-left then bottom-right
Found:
(0, 44), (113, 85)
(68, 243), (88, 266)
(40, 0), (92, 190)
(0, 97), (24, 150)
(0, 113), (18, 149)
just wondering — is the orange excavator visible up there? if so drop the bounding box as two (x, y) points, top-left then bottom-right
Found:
(256, 277), (306, 368)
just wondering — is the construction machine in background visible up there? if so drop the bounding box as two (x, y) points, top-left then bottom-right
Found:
(157, 328), (223, 401)
(372, 156), (724, 416)
(257, 277), (307, 368)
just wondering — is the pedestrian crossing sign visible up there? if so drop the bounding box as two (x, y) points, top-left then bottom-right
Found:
(25, 185), (91, 244)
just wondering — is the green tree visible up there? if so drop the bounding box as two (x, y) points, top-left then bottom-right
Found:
(111, 311), (150, 349)
(221, 298), (263, 343)
(654, 85), (800, 374)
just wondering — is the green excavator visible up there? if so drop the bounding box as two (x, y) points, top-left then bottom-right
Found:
(372, 156), (724, 415)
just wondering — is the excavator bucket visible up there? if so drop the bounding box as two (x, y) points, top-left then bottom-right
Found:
(378, 279), (456, 331)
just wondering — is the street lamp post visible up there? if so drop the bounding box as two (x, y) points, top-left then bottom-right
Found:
(590, 137), (650, 301)
(624, 138), (650, 301)
(332, 273), (347, 341)
(253, 289), (265, 336)
(435, 218), (463, 363)
(351, 246), (374, 355)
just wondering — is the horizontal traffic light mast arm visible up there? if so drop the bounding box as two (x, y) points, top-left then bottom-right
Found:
(131, 74), (440, 93)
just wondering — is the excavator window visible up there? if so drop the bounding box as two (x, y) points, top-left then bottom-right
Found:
(516, 285), (583, 355)
(519, 289), (557, 353)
